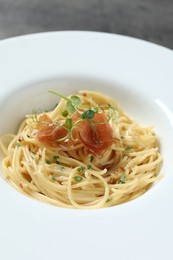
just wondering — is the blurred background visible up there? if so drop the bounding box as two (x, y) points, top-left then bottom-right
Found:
(0, 0), (172, 49)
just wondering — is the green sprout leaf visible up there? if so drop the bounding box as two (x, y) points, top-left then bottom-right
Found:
(66, 101), (76, 114)
(70, 96), (81, 107)
(82, 109), (95, 120)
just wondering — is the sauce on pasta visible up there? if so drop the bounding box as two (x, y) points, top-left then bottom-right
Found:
(0, 90), (162, 209)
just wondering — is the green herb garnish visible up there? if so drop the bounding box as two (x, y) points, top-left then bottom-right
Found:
(40, 91), (116, 145)
(53, 156), (59, 161)
(87, 164), (92, 169)
(118, 174), (127, 184)
(77, 166), (85, 174)
(45, 159), (52, 164)
(106, 198), (112, 203)
(65, 118), (73, 130)
(124, 146), (131, 151)
(81, 109), (95, 120)
(52, 175), (57, 181)
(62, 110), (68, 117)
(58, 166), (65, 171)
(16, 142), (21, 147)
(90, 155), (94, 163)
(49, 91), (81, 114)
(74, 175), (83, 182)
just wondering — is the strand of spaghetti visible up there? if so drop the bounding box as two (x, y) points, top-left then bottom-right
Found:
(67, 168), (109, 209)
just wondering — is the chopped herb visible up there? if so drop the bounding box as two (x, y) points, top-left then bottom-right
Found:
(118, 174), (127, 184)
(52, 175), (57, 181)
(124, 146), (131, 151)
(52, 156), (60, 164)
(31, 154), (35, 159)
(55, 161), (60, 165)
(45, 159), (52, 165)
(53, 156), (59, 161)
(77, 166), (85, 174)
(90, 155), (94, 163)
(16, 142), (21, 147)
(58, 166), (65, 171)
(62, 110), (68, 117)
(121, 136), (125, 140)
(87, 164), (92, 169)
(152, 132), (156, 136)
(81, 109), (95, 120)
(106, 198), (112, 203)
(74, 175), (83, 182)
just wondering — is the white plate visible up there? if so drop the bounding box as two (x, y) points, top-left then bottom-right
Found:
(0, 31), (173, 260)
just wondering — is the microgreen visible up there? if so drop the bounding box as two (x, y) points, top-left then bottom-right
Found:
(81, 109), (95, 120)
(66, 101), (76, 114)
(74, 175), (83, 182)
(66, 95), (81, 114)
(118, 174), (127, 184)
(65, 118), (73, 130)
(36, 91), (117, 146)
(70, 95), (81, 107)
(49, 91), (81, 114)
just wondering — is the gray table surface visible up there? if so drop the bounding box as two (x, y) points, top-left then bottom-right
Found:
(0, 0), (173, 49)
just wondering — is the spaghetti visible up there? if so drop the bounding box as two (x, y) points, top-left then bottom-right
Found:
(0, 90), (162, 209)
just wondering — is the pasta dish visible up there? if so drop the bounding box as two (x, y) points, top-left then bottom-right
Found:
(0, 90), (162, 209)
